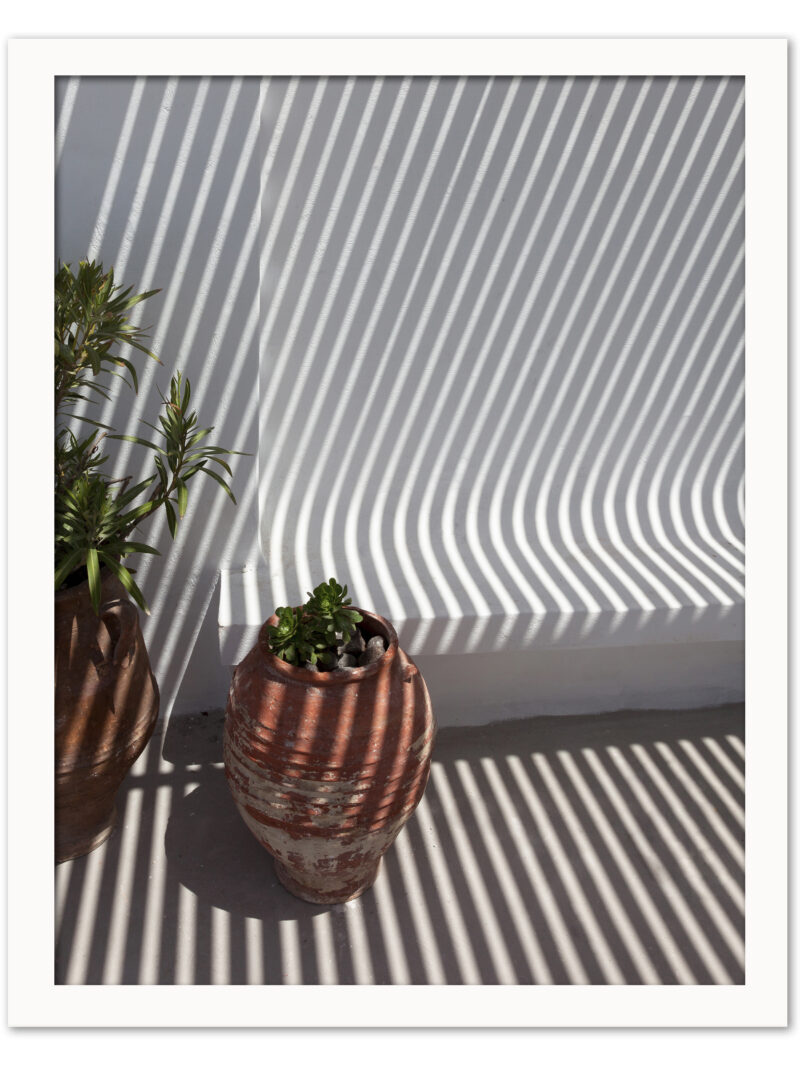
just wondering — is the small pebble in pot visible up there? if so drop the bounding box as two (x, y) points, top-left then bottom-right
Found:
(302, 661), (319, 673)
(339, 628), (366, 656)
(358, 635), (386, 666)
(337, 653), (358, 670)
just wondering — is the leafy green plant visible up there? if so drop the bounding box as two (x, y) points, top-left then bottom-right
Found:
(267, 579), (363, 668)
(305, 578), (362, 647)
(55, 260), (244, 615)
(266, 606), (328, 667)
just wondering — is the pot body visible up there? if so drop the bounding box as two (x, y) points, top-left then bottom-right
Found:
(224, 609), (436, 904)
(55, 571), (160, 862)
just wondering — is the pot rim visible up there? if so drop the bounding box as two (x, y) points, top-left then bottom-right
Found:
(258, 606), (399, 685)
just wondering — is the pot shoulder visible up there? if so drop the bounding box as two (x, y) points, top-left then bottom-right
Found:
(226, 611), (435, 758)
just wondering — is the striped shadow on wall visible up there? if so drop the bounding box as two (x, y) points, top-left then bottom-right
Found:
(224, 74), (745, 660)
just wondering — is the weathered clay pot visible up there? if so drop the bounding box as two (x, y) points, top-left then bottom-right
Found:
(223, 609), (436, 904)
(55, 570), (160, 863)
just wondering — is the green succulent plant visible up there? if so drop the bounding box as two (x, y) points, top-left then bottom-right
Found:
(55, 259), (245, 615)
(266, 578), (363, 668)
(305, 578), (362, 646)
(266, 606), (323, 666)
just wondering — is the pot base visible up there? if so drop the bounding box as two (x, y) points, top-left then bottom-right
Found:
(56, 804), (118, 864)
(274, 856), (381, 905)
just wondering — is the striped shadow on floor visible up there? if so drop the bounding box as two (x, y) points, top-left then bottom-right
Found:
(55, 703), (744, 985)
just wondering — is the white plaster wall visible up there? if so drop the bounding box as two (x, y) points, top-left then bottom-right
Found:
(56, 75), (745, 722)
(254, 74), (745, 641)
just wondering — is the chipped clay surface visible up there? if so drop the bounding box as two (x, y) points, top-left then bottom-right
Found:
(224, 609), (436, 903)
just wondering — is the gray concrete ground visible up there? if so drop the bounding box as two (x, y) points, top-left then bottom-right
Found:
(55, 703), (745, 985)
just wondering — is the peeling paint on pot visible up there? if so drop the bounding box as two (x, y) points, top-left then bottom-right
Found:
(223, 608), (436, 904)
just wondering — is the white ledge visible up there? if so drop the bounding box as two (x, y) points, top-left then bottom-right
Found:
(218, 565), (743, 667)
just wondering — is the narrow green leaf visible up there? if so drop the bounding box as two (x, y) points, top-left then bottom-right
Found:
(176, 479), (188, 518)
(159, 414), (180, 445)
(111, 356), (139, 392)
(107, 433), (166, 454)
(116, 476), (156, 508)
(187, 427), (213, 447)
(182, 462), (207, 481)
(164, 500), (178, 539)
(200, 465), (236, 504)
(203, 455), (233, 477)
(80, 380), (112, 399)
(54, 548), (84, 590)
(86, 547), (101, 614)
(153, 455), (169, 489)
(61, 413), (115, 431)
(115, 541), (160, 557)
(121, 287), (161, 308)
(121, 498), (160, 526)
(190, 444), (230, 455)
(101, 555), (149, 614)
(121, 337), (163, 362)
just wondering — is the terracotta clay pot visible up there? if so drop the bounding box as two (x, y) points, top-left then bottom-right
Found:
(55, 570), (160, 863)
(223, 608), (436, 904)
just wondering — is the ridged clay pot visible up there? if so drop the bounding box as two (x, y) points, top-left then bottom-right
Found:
(223, 609), (436, 904)
(55, 570), (160, 863)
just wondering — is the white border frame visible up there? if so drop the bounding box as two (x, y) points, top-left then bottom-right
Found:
(8, 37), (787, 1028)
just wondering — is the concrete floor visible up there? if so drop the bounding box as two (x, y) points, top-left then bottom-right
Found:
(55, 703), (745, 985)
